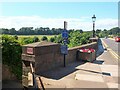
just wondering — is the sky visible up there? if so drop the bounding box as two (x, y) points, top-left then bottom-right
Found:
(0, 2), (118, 31)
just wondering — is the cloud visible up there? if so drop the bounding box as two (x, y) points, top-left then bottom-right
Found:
(0, 16), (118, 31)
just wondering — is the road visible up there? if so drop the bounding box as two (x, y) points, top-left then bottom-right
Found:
(102, 38), (119, 54)
(101, 38), (120, 61)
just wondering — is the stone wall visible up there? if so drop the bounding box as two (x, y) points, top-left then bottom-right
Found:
(22, 41), (98, 87)
(22, 41), (98, 75)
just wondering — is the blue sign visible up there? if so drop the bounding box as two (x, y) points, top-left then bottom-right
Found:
(62, 30), (68, 39)
(60, 45), (68, 55)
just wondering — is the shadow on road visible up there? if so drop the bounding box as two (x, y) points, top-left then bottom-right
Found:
(38, 61), (86, 80)
(38, 39), (106, 80)
(92, 59), (104, 65)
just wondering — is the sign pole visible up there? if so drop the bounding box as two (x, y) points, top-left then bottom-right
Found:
(63, 21), (67, 67)
(64, 54), (66, 67)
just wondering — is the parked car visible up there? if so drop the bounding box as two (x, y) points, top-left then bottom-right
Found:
(115, 36), (120, 42)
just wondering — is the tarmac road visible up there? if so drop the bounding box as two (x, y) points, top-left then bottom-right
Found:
(101, 38), (120, 57)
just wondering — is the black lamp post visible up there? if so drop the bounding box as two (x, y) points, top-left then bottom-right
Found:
(92, 14), (96, 38)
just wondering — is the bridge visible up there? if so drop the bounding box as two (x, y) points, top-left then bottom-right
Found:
(21, 38), (119, 89)
(2, 38), (119, 89)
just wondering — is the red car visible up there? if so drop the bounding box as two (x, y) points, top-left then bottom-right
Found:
(115, 36), (120, 42)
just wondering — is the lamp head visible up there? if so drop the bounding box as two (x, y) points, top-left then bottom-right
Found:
(92, 14), (96, 22)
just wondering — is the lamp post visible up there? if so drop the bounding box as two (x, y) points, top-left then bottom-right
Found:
(92, 14), (96, 38)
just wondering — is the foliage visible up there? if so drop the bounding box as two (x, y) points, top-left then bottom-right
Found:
(54, 34), (63, 44)
(68, 31), (90, 47)
(1, 27), (84, 35)
(19, 36), (40, 45)
(49, 37), (55, 42)
(50, 30), (91, 48)
(33, 36), (40, 42)
(2, 35), (22, 80)
(41, 36), (48, 41)
(14, 35), (18, 40)
(108, 27), (120, 35)
(20, 37), (34, 45)
(117, 33), (120, 36)
(96, 27), (120, 38)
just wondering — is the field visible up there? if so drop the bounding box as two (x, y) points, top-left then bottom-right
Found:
(18, 35), (56, 40)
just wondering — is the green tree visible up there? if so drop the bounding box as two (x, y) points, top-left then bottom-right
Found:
(9, 28), (16, 35)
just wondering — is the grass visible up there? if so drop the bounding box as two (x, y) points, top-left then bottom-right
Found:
(18, 35), (57, 40)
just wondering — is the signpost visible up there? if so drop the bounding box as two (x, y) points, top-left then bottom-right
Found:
(61, 21), (68, 67)
(60, 45), (68, 55)
(62, 30), (68, 39)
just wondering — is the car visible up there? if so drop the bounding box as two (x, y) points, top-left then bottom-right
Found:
(115, 36), (120, 42)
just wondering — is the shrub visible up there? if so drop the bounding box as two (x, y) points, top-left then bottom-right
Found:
(20, 37), (34, 45)
(41, 36), (48, 41)
(33, 36), (40, 42)
(50, 37), (55, 42)
(2, 35), (22, 80)
(68, 31), (90, 47)
(54, 35), (63, 43)
(14, 35), (18, 40)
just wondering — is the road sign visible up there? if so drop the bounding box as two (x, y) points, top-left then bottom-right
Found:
(63, 39), (67, 44)
(62, 30), (68, 39)
(27, 48), (33, 54)
(60, 45), (68, 55)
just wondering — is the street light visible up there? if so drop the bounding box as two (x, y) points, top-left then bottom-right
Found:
(92, 14), (96, 38)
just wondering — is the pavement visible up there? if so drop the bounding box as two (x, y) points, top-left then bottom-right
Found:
(37, 39), (119, 89)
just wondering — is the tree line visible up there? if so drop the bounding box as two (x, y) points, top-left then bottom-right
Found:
(95, 27), (120, 38)
(0, 27), (119, 37)
(0, 27), (83, 35)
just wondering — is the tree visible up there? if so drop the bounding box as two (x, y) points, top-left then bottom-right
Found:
(9, 28), (16, 35)
(1, 28), (9, 34)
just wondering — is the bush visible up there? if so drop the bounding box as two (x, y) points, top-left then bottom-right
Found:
(2, 35), (22, 80)
(33, 36), (40, 42)
(50, 37), (55, 42)
(68, 31), (90, 47)
(20, 37), (34, 45)
(14, 35), (18, 40)
(41, 36), (48, 41)
(54, 35), (63, 43)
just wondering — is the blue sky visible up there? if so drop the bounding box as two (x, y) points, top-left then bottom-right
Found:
(1, 2), (118, 18)
(0, 2), (118, 30)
